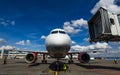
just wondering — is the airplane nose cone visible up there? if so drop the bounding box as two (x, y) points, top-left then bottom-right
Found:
(45, 34), (71, 47)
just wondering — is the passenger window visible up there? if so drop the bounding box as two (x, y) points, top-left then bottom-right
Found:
(51, 31), (58, 34)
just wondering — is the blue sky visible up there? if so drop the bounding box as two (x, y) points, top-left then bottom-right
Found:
(0, 0), (120, 55)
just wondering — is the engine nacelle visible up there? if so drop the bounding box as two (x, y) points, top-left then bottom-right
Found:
(25, 52), (38, 64)
(78, 52), (90, 63)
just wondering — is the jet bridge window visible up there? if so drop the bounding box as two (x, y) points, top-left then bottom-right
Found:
(118, 14), (120, 25)
(59, 31), (66, 34)
(51, 31), (58, 34)
(110, 18), (115, 25)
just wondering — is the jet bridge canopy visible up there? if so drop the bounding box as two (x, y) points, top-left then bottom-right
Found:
(88, 7), (120, 43)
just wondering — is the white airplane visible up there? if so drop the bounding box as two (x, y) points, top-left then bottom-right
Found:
(20, 28), (90, 64)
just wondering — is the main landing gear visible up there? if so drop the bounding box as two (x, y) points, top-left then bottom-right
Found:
(41, 54), (47, 64)
(42, 60), (47, 64)
(68, 60), (74, 64)
(68, 54), (74, 64)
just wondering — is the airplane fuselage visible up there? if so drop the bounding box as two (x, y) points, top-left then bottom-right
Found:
(45, 29), (71, 58)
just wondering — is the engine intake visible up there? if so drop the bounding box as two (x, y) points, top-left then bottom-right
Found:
(78, 52), (90, 63)
(25, 52), (38, 64)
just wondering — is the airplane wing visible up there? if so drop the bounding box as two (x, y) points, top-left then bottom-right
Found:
(9, 49), (49, 54)
(68, 48), (108, 54)
(67, 51), (80, 54)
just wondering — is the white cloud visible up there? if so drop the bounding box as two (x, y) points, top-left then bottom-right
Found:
(0, 38), (6, 44)
(83, 38), (89, 42)
(94, 42), (111, 49)
(88, 45), (95, 50)
(16, 40), (25, 45)
(16, 40), (31, 45)
(72, 18), (88, 28)
(91, 0), (120, 14)
(40, 35), (46, 39)
(26, 40), (30, 45)
(11, 21), (15, 26)
(71, 42), (111, 52)
(71, 45), (89, 52)
(63, 18), (88, 34)
(0, 18), (15, 26)
(0, 45), (15, 50)
(63, 22), (81, 34)
(72, 41), (76, 44)
(0, 22), (8, 26)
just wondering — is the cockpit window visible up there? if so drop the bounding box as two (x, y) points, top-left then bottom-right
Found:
(59, 31), (66, 34)
(51, 31), (58, 34)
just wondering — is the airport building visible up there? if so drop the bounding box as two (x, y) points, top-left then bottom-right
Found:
(0, 49), (44, 59)
(0, 49), (9, 59)
(0, 49), (27, 59)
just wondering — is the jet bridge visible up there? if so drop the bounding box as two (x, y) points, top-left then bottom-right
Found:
(88, 7), (120, 43)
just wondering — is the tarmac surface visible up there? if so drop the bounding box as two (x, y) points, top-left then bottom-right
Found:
(0, 58), (120, 75)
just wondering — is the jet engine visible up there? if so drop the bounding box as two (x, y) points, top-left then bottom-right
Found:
(78, 52), (90, 63)
(25, 52), (38, 64)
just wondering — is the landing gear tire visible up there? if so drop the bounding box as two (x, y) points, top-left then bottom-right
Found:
(68, 60), (74, 64)
(42, 60), (47, 64)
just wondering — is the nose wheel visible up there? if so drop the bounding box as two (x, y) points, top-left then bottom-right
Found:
(42, 60), (47, 64)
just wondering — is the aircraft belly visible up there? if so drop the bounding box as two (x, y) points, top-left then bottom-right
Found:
(47, 46), (69, 58)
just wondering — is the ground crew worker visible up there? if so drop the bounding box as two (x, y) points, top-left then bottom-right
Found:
(63, 63), (67, 72)
(114, 58), (118, 64)
(3, 56), (7, 64)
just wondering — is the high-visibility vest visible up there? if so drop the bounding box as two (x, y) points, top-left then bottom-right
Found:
(4, 57), (7, 61)
(63, 64), (67, 70)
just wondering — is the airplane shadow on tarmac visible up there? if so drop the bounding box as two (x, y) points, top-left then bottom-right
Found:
(28, 63), (40, 66)
(75, 63), (120, 71)
(27, 62), (52, 67)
